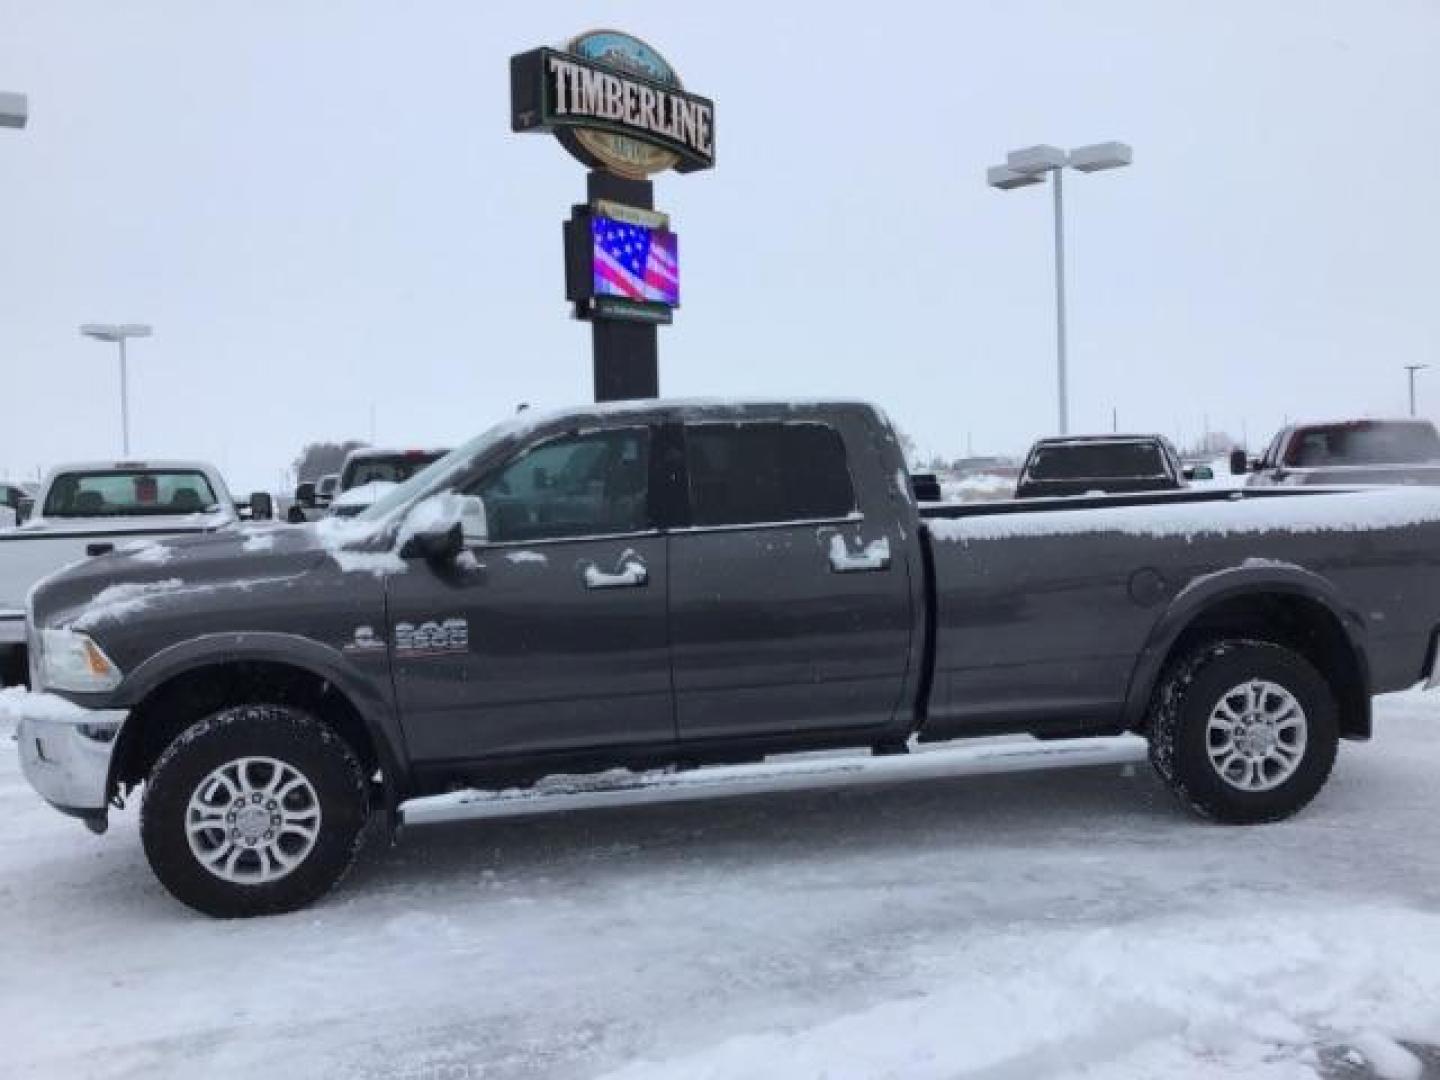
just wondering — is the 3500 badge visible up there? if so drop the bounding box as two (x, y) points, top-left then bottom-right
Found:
(394, 618), (469, 657)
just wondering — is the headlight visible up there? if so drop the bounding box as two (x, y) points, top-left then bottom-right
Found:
(38, 627), (123, 693)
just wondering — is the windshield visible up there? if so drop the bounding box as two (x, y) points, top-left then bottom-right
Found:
(1025, 442), (1167, 481)
(340, 452), (447, 490)
(355, 427), (508, 523)
(1286, 422), (1440, 467)
(42, 469), (220, 518)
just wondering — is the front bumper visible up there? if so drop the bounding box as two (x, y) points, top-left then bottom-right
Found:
(0, 611), (24, 646)
(16, 700), (127, 822)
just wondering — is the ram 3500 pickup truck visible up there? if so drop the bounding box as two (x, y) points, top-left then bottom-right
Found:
(15, 400), (1440, 917)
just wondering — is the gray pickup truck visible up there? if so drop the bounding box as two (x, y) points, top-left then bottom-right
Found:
(15, 399), (1440, 917)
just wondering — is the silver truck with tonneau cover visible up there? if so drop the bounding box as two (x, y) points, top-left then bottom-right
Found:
(14, 399), (1440, 917)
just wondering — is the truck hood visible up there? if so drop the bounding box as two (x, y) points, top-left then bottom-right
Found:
(28, 523), (340, 632)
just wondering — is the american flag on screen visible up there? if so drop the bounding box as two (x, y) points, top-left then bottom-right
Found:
(592, 216), (680, 306)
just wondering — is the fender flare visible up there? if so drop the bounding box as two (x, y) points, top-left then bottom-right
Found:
(1120, 561), (1372, 731)
(110, 632), (412, 808)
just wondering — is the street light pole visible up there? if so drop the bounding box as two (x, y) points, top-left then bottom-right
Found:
(80, 323), (153, 456)
(987, 141), (1132, 436)
(0, 91), (26, 130)
(1405, 363), (1428, 417)
(1051, 167), (1068, 435)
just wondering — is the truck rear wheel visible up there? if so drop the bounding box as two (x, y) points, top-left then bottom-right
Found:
(1147, 639), (1338, 824)
(140, 704), (369, 917)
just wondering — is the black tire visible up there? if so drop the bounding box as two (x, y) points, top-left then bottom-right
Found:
(141, 705), (369, 918)
(1147, 639), (1339, 824)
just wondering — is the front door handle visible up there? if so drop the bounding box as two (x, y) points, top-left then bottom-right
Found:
(582, 550), (649, 589)
(827, 535), (892, 573)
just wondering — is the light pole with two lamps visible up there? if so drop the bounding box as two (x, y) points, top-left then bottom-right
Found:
(987, 141), (1132, 435)
(80, 323), (153, 456)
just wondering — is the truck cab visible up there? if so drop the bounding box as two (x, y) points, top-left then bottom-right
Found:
(1015, 434), (1194, 499)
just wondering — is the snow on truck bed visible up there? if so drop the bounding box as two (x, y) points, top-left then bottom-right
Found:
(4, 688), (1440, 1078)
(926, 485), (1440, 544)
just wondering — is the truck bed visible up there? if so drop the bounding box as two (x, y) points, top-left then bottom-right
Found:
(917, 485), (1440, 740)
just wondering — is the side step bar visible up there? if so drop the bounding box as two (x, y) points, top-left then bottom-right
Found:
(399, 735), (1146, 828)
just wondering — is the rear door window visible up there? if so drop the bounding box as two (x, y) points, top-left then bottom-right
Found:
(684, 422), (856, 527)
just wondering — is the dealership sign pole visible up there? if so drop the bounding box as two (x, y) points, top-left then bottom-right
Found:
(511, 31), (714, 401)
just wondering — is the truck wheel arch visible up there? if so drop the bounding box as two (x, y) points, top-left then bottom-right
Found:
(1123, 563), (1372, 740)
(108, 633), (411, 814)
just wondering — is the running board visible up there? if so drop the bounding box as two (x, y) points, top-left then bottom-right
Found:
(398, 735), (1147, 828)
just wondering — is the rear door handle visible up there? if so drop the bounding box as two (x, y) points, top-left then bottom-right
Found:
(827, 535), (891, 573)
(582, 551), (648, 589)
(87, 543), (114, 557)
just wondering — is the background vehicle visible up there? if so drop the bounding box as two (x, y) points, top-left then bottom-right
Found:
(0, 460), (264, 680)
(328, 446), (449, 518)
(1015, 434), (1219, 499)
(0, 480), (35, 525)
(15, 400), (1440, 916)
(1247, 419), (1440, 487)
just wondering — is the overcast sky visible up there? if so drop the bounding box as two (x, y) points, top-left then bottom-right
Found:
(2, 0), (1438, 492)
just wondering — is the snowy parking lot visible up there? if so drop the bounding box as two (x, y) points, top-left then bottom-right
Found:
(4, 693), (1440, 1080)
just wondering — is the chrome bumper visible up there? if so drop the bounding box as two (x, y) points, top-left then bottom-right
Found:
(16, 701), (127, 820)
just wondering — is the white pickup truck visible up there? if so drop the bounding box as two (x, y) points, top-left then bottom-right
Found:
(0, 460), (257, 680)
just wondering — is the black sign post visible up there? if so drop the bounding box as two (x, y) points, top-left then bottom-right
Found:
(510, 31), (713, 404)
(586, 170), (658, 401)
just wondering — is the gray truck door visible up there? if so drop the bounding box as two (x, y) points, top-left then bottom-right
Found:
(387, 425), (673, 764)
(668, 420), (913, 742)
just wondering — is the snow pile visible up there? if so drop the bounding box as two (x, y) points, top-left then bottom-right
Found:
(505, 550), (548, 565)
(600, 905), (1440, 1080)
(940, 473), (1017, 503)
(330, 480), (396, 510)
(314, 490), (478, 576)
(314, 515), (403, 576)
(241, 532), (275, 553)
(70, 578), (185, 630)
(117, 540), (173, 565)
(930, 486), (1440, 544)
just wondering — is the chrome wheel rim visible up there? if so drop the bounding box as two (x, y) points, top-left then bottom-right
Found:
(185, 756), (322, 884)
(1206, 680), (1308, 792)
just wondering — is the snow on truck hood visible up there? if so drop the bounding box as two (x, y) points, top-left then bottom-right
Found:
(27, 523), (326, 631)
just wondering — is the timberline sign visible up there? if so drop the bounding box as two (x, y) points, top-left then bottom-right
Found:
(510, 31), (715, 179)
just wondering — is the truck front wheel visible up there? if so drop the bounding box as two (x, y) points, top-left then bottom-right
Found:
(140, 705), (370, 917)
(1147, 639), (1339, 824)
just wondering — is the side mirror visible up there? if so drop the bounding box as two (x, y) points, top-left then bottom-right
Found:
(250, 491), (274, 521)
(295, 482), (316, 509)
(400, 494), (487, 560)
(402, 521), (464, 561)
(1229, 450), (1249, 476)
(16, 496), (33, 525)
(458, 495), (488, 547)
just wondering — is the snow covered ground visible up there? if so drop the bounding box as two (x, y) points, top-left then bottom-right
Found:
(4, 692), (1440, 1080)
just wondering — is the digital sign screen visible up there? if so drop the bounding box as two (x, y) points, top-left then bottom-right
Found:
(590, 214), (679, 307)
